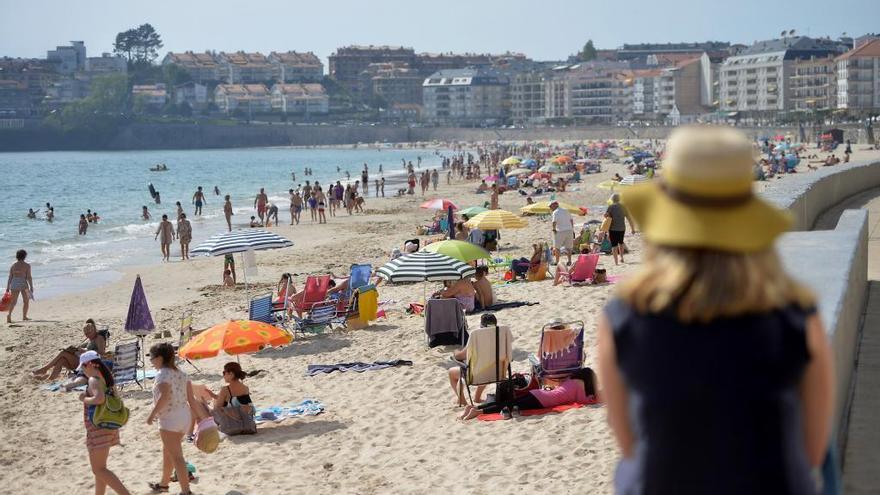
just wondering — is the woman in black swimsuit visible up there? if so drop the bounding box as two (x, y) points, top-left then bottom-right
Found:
(211, 362), (253, 413)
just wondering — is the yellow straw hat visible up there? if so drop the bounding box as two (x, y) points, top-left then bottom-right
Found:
(621, 126), (791, 252)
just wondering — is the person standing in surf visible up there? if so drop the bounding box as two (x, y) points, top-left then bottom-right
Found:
(253, 188), (268, 224)
(155, 214), (175, 262)
(192, 186), (206, 217)
(223, 195), (233, 232)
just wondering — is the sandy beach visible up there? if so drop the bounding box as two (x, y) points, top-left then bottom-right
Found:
(4, 141), (878, 495)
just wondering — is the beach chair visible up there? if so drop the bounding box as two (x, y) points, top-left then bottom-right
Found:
(335, 264), (372, 315)
(291, 300), (340, 334)
(177, 310), (200, 372)
(249, 293), (275, 324)
(272, 277), (294, 315)
(113, 339), (142, 390)
(292, 275), (332, 315)
(454, 325), (513, 406)
(557, 254), (600, 286)
(424, 298), (468, 348)
(529, 321), (585, 386)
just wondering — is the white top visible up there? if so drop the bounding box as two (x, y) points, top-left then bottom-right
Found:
(153, 367), (189, 416)
(552, 208), (574, 232)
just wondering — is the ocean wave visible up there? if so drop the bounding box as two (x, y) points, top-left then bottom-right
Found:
(106, 222), (158, 235)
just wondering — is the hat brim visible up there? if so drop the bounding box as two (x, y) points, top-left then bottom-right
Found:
(621, 182), (791, 252)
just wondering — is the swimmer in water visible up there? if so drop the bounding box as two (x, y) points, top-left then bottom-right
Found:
(27, 209), (37, 219)
(46, 207), (54, 223)
(214, 186), (220, 196)
(142, 206), (151, 220)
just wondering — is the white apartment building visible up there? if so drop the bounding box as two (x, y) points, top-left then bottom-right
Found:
(46, 41), (86, 75)
(162, 52), (222, 83)
(213, 84), (271, 114)
(720, 37), (846, 114)
(268, 52), (323, 82)
(837, 39), (880, 112)
(217, 52), (275, 84)
(269, 83), (329, 114)
(422, 68), (509, 125)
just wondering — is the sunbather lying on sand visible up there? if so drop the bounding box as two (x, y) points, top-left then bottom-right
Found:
(460, 367), (598, 420)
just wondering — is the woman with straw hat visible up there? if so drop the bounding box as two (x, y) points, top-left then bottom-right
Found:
(598, 126), (833, 494)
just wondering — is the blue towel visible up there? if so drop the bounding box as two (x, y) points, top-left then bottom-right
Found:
(306, 360), (413, 376)
(254, 399), (325, 424)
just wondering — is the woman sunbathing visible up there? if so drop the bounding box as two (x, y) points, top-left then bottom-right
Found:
(460, 367), (598, 420)
(33, 319), (106, 380)
(433, 278), (476, 313)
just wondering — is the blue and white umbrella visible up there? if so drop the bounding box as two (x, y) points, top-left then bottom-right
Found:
(619, 174), (649, 186)
(191, 230), (293, 257)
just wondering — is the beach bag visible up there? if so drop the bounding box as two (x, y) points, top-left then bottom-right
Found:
(593, 268), (607, 285)
(194, 417), (220, 453)
(599, 217), (612, 233)
(212, 405), (257, 436)
(0, 291), (9, 312)
(89, 390), (129, 429)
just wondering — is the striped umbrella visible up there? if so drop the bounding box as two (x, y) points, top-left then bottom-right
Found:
(619, 174), (649, 186)
(376, 251), (475, 283)
(191, 229), (293, 257)
(420, 198), (458, 211)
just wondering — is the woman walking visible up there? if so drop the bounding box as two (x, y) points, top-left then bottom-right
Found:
(177, 214), (192, 261)
(6, 249), (33, 323)
(598, 127), (834, 494)
(78, 351), (131, 495)
(146, 343), (195, 495)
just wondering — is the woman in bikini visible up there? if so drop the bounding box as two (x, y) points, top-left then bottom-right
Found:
(7, 249), (33, 323)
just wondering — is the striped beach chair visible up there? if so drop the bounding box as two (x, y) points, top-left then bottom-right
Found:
(113, 340), (142, 390)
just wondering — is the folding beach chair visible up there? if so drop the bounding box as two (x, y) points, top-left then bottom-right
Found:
(529, 320), (585, 386)
(113, 339), (142, 390)
(557, 254), (600, 286)
(424, 298), (468, 347)
(454, 325), (513, 406)
(249, 293), (274, 324)
(292, 275), (332, 315)
(177, 310), (200, 372)
(272, 277), (294, 315)
(291, 299), (340, 334)
(335, 264), (372, 315)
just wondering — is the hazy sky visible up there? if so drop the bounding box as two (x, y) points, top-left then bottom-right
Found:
(2, 0), (878, 65)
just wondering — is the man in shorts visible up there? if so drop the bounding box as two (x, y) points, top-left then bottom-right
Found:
(254, 188), (268, 224)
(550, 200), (574, 265)
(605, 193), (635, 265)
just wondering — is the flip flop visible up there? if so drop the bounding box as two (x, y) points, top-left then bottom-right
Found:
(148, 482), (169, 492)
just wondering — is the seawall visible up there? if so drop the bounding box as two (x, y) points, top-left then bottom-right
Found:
(0, 122), (868, 152)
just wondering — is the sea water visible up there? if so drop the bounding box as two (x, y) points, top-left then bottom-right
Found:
(0, 146), (447, 299)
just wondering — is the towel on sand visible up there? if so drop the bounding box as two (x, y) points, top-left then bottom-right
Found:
(306, 360), (413, 376)
(42, 369), (158, 392)
(477, 398), (600, 421)
(254, 399), (324, 424)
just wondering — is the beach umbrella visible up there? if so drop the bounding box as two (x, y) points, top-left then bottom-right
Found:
(178, 320), (293, 360)
(619, 174), (649, 186)
(376, 251), (476, 283)
(501, 156), (522, 166)
(552, 155), (573, 164)
(125, 275), (155, 337)
(464, 210), (528, 230)
(520, 201), (586, 216)
(522, 159), (538, 168)
(539, 164), (565, 173)
(422, 240), (491, 263)
(459, 206), (488, 217)
(484, 175), (499, 182)
(529, 172), (552, 181)
(420, 198), (458, 211)
(191, 229), (293, 257)
(507, 167), (533, 176)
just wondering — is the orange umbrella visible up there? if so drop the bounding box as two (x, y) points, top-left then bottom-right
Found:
(552, 155), (573, 164)
(179, 320), (292, 360)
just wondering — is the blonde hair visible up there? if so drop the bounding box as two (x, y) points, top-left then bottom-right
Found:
(617, 245), (815, 323)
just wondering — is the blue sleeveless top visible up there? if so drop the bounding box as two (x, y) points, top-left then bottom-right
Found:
(605, 298), (817, 495)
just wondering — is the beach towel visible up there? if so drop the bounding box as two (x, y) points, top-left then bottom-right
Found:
(357, 286), (379, 321)
(469, 301), (538, 314)
(306, 360), (413, 376)
(254, 399), (325, 424)
(476, 397), (599, 421)
(42, 369), (158, 392)
(542, 327), (580, 357)
(425, 298), (468, 347)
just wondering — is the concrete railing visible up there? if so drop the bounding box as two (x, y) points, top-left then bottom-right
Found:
(776, 210), (869, 434)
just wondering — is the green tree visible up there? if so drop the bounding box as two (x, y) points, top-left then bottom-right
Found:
(113, 23), (163, 65)
(46, 74), (130, 134)
(579, 40), (598, 62)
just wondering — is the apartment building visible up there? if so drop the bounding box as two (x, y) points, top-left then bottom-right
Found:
(510, 70), (547, 124)
(422, 67), (509, 125)
(790, 56), (837, 111)
(268, 51), (323, 83)
(269, 83), (329, 114)
(86, 53), (127, 74)
(174, 82), (209, 110)
(162, 52), (222, 83)
(360, 63), (423, 105)
(836, 39), (880, 112)
(217, 52), (275, 84)
(566, 67), (633, 125)
(720, 37), (847, 114)
(213, 84), (271, 114)
(132, 83), (168, 111)
(329, 45), (417, 96)
(46, 41), (86, 75)
(631, 69), (662, 119)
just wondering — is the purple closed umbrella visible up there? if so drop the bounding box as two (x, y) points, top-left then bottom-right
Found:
(447, 205), (455, 240)
(125, 275), (155, 337)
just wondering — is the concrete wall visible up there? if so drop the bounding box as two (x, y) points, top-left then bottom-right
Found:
(776, 210), (869, 433)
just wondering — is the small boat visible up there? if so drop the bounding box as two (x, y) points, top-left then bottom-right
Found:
(149, 164), (169, 172)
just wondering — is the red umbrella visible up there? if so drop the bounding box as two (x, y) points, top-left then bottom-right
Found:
(529, 172), (552, 180)
(420, 198), (458, 210)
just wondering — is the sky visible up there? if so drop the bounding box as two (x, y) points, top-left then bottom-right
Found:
(1, 0), (878, 67)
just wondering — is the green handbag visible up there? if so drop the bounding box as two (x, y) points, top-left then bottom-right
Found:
(90, 389), (130, 429)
